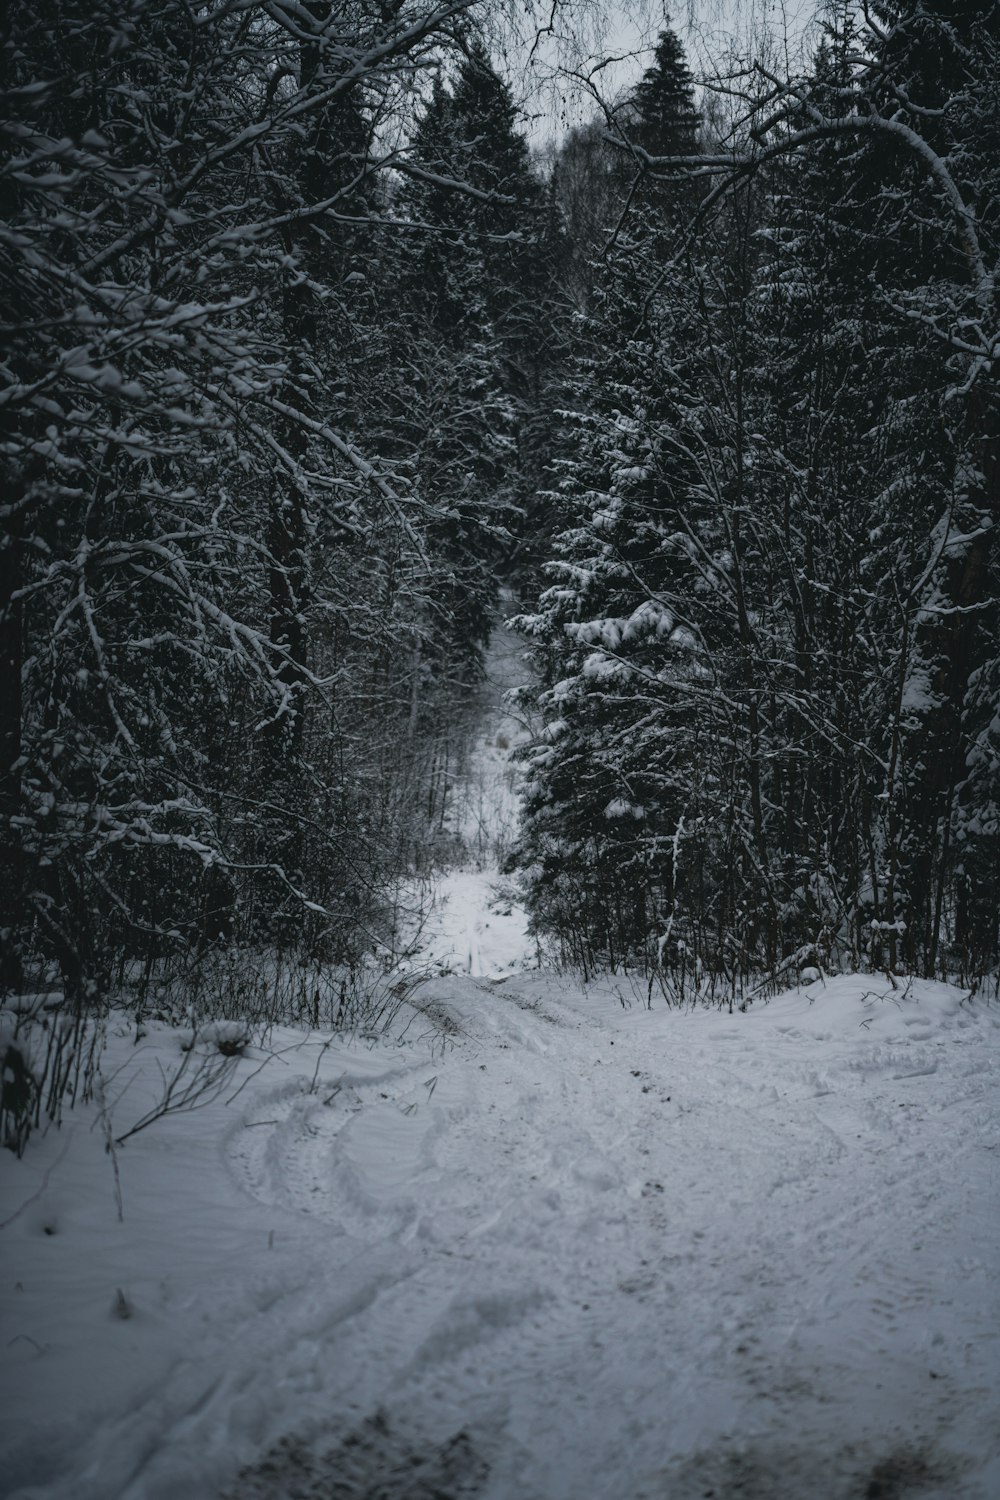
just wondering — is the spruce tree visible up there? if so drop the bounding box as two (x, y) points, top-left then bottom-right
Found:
(631, 28), (699, 162)
(515, 28), (712, 973)
(391, 45), (546, 664)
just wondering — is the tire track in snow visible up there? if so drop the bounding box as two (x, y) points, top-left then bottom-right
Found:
(219, 978), (1000, 1500)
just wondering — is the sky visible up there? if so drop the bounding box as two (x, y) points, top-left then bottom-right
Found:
(496, 0), (823, 147)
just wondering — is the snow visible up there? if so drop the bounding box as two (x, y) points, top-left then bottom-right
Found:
(400, 616), (536, 982)
(603, 799), (646, 820)
(582, 650), (629, 681)
(415, 866), (536, 978)
(2, 634), (999, 1500)
(2, 973), (998, 1500)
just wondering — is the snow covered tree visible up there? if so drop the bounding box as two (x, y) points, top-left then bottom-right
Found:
(0, 0), (548, 1017)
(517, 2), (1000, 986)
(514, 27), (718, 974)
(737, 0), (1000, 975)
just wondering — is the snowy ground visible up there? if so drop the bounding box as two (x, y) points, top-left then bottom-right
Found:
(397, 612), (537, 981)
(2, 973), (998, 1500)
(2, 630), (999, 1500)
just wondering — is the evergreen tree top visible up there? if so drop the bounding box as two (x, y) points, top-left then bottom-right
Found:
(406, 42), (537, 222)
(631, 26), (699, 158)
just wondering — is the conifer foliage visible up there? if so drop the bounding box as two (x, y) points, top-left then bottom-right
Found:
(514, 9), (1000, 989)
(0, 0), (549, 1067)
(2, 0), (999, 1151)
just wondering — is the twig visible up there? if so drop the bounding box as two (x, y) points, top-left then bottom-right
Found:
(94, 1075), (125, 1222)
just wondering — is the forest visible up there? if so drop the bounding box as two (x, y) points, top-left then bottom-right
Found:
(2, 0), (999, 1143)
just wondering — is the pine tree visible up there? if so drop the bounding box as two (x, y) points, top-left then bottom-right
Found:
(390, 45), (547, 663)
(518, 3), (1000, 985)
(514, 29), (713, 973)
(631, 28), (700, 162)
(744, 5), (919, 969)
(0, 0), (539, 1021)
(824, 0), (1000, 971)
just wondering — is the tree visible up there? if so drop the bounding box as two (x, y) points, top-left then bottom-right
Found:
(390, 42), (551, 656)
(0, 0), (542, 1016)
(630, 26), (700, 164)
(513, 26), (716, 974)
(735, 0), (1000, 974)
(516, 1), (1000, 985)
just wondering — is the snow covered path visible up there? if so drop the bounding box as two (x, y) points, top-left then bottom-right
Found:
(2, 973), (999, 1500)
(3, 636), (999, 1498)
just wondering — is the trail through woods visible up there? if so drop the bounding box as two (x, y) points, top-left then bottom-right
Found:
(1, 632), (999, 1500)
(407, 616), (536, 980)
